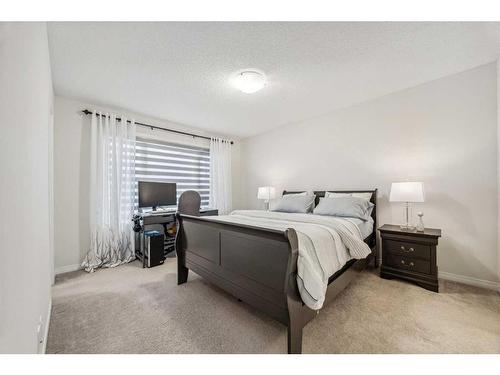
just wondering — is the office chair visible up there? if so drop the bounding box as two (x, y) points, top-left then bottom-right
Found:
(177, 190), (201, 216)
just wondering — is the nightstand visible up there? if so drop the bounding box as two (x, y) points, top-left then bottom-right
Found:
(378, 224), (441, 292)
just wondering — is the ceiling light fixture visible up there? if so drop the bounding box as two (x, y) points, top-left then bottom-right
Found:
(231, 70), (266, 94)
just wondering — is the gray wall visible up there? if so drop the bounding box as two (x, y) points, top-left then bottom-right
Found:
(0, 23), (54, 353)
(240, 63), (499, 285)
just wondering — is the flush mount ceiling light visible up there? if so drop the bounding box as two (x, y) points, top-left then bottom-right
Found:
(231, 70), (266, 94)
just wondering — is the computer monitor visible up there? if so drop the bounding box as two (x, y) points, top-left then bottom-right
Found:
(138, 181), (177, 210)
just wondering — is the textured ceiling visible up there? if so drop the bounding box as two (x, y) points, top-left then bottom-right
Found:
(48, 22), (500, 138)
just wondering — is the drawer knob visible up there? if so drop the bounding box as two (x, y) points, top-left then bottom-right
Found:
(400, 246), (414, 252)
(400, 260), (415, 267)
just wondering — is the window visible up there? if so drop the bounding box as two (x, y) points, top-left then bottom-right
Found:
(135, 136), (210, 207)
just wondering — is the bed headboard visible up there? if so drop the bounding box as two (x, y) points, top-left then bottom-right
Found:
(282, 189), (378, 249)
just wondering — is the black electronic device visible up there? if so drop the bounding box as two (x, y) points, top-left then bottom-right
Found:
(141, 230), (165, 268)
(138, 181), (177, 210)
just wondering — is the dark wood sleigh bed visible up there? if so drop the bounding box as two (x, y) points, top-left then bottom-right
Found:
(175, 189), (378, 354)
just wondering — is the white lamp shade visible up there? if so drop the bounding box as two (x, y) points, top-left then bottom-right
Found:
(389, 182), (425, 203)
(257, 186), (276, 200)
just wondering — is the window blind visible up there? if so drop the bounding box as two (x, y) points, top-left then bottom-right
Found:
(135, 137), (210, 207)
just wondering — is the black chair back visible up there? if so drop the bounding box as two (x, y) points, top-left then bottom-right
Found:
(178, 190), (201, 216)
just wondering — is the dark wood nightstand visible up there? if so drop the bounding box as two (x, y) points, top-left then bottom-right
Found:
(378, 224), (441, 292)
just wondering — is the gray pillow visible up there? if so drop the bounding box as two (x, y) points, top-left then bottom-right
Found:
(313, 196), (374, 221)
(324, 191), (372, 201)
(272, 194), (315, 213)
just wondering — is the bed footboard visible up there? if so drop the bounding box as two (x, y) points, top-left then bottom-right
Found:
(175, 213), (372, 354)
(176, 214), (304, 349)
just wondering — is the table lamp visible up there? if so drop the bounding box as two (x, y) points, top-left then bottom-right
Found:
(389, 182), (425, 230)
(257, 186), (276, 211)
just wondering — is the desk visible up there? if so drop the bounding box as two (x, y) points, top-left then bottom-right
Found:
(134, 208), (218, 268)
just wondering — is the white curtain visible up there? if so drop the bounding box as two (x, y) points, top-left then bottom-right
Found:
(82, 111), (136, 272)
(209, 137), (232, 215)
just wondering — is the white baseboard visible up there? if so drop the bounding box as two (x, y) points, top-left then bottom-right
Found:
(55, 263), (82, 275)
(439, 271), (500, 292)
(40, 299), (52, 354)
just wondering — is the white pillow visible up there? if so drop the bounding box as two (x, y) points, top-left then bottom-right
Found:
(324, 191), (372, 201)
(272, 194), (315, 213)
(313, 196), (374, 221)
(283, 191), (315, 209)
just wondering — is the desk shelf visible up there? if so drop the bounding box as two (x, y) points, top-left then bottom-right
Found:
(133, 208), (218, 268)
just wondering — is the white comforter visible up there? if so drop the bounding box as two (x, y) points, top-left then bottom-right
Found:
(206, 210), (371, 310)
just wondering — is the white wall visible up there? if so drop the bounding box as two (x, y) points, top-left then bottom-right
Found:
(241, 63), (498, 285)
(0, 23), (54, 353)
(497, 59), (500, 283)
(53, 96), (242, 273)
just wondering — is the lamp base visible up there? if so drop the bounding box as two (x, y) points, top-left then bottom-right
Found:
(399, 224), (416, 231)
(400, 202), (414, 230)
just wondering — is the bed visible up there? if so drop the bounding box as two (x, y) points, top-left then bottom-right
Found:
(175, 190), (378, 354)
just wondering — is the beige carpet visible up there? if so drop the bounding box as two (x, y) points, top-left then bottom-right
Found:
(46, 259), (500, 354)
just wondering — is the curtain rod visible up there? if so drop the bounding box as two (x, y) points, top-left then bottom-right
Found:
(81, 109), (233, 145)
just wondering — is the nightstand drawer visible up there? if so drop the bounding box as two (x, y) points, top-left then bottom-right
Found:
(385, 253), (431, 274)
(384, 239), (430, 260)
